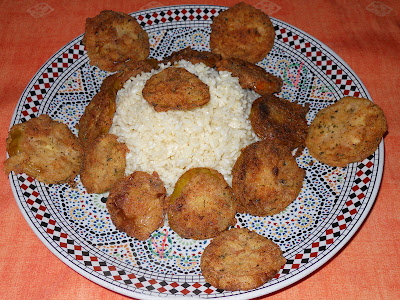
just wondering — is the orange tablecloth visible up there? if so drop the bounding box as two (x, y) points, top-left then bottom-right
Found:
(1, 0), (399, 299)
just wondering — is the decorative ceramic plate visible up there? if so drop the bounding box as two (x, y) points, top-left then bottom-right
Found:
(8, 5), (384, 300)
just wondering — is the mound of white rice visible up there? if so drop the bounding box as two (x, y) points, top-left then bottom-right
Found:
(109, 60), (259, 194)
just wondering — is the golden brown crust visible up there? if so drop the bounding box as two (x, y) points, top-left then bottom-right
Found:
(162, 47), (222, 68)
(80, 134), (129, 194)
(216, 57), (282, 95)
(100, 59), (160, 93)
(85, 59), (159, 146)
(210, 2), (275, 63)
(106, 171), (167, 240)
(4, 114), (83, 185)
(83, 10), (149, 72)
(167, 168), (237, 240)
(200, 228), (286, 291)
(142, 67), (210, 112)
(306, 96), (387, 167)
(250, 95), (309, 151)
(232, 141), (305, 216)
(77, 87), (117, 149)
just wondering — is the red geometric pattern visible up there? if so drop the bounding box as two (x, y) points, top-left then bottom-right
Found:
(275, 27), (360, 98)
(18, 175), (222, 296)
(135, 6), (219, 27)
(281, 158), (374, 275)
(20, 43), (85, 122)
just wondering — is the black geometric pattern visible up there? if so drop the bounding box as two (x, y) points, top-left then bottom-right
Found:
(275, 26), (360, 98)
(20, 42), (85, 123)
(134, 7), (221, 27)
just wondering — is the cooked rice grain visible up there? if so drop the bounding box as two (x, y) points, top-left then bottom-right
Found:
(110, 60), (259, 194)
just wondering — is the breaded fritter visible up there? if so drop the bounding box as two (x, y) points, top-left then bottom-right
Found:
(162, 47), (222, 68)
(232, 141), (305, 216)
(106, 171), (167, 240)
(81, 134), (129, 194)
(83, 10), (149, 72)
(306, 96), (387, 167)
(77, 87), (117, 149)
(79, 59), (159, 149)
(200, 228), (286, 291)
(167, 168), (237, 240)
(216, 57), (283, 95)
(210, 2), (276, 63)
(100, 58), (159, 93)
(99, 72), (121, 93)
(142, 67), (210, 112)
(4, 114), (83, 185)
(250, 95), (309, 151)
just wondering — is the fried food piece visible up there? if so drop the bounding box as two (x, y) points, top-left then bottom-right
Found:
(232, 141), (305, 216)
(81, 134), (129, 194)
(142, 67), (210, 112)
(100, 59), (160, 92)
(83, 10), (150, 72)
(306, 96), (387, 167)
(210, 2), (276, 63)
(167, 168), (237, 240)
(99, 72), (121, 93)
(200, 228), (286, 291)
(4, 114), (83, 185)
(79, 59), (159, 149)
(216, 57), (282, 95)
(77, 87), (116, 149)
(162, 47), (222, 68)
(250, 95), (309, 151)
(106, 171), (167, 240)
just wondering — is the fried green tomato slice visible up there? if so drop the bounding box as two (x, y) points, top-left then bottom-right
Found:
(4, 114), (83, 185)
(167, 168), (237, 240)
(81, 134), (129, 194)
(250, 95), (309, 151)
(142, 67), (210, 112)
(210, 2), (276, 63)
(78, 59), (159, 150)
(232, 141), (305, 216)
(82, 10), (150, 72)
(77, 87), (117, 149)
(216, 57), (282, 95)
(306, 96), (387, 167)
(162, 47), (222, 68)
(200, 228), (286, 291)
(106, 171), (167, 240)
(100, 58), (159, 93)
